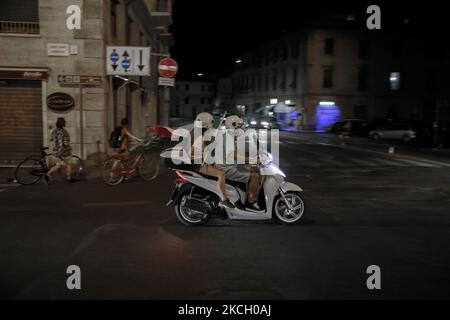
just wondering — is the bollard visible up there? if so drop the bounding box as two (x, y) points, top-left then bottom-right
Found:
(388, 146), (395, 154)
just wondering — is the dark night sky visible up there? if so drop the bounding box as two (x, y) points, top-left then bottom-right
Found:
(170, 1), (445, 80)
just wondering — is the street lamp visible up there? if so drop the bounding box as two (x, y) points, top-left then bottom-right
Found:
(235, 59), (242, 64)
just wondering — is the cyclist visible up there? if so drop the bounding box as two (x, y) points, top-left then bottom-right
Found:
(112, 118), (143, 161)
(47, 117), (74, 183)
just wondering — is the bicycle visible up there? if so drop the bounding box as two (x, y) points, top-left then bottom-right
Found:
(102, 140), (160, 186)
(15, 147), (84, 185)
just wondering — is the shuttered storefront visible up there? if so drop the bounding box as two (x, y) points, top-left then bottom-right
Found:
(0, 80), (43, 164)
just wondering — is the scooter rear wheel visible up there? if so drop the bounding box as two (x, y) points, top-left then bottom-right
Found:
(175, 193), (211, 226)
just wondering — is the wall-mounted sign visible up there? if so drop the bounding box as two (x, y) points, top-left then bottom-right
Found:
(57, 75), (103, 85)
(106, 46), (151, 76)
(0, 69), (48, 80)
(158, 77), (175, 87)
(47, 92), (75, 112)
(47, 43), (70, 56)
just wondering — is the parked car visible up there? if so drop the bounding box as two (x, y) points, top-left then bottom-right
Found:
(326, 119), (374, 136)
(325, 121), (344, 133)
(244, 114), (280, 129)
(369, 122), (416, 142)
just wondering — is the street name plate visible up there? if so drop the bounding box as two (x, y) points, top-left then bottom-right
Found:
(47, 43), (70, 56)
(158, 77), (175, 87)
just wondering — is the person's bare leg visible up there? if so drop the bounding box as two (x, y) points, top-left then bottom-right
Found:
(201, 164), (227, 201)
(66, 159), (72, 180)
(47, 163), (61, 177)
(247, 167), (261, 204)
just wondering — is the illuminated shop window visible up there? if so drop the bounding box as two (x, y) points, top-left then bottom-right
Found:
(389, 72), (401, 90)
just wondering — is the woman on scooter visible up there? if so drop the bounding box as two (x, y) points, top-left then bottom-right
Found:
(192, 112), (235, 209)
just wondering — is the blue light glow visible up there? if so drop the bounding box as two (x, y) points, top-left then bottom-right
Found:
(316, 105), (341, 132)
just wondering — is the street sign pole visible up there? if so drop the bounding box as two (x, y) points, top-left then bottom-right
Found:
(79, 84), (84, 160)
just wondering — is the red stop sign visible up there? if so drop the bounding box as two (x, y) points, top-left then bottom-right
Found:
(158, 58), (178, 78)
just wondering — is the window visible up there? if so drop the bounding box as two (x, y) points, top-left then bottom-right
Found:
(323, 69), (333, 88)
(265, 52), (270, 65)
(358, 67), (369, 90)
(185, 84), (190, 91)
(389, 72), (401, 90)
(110, 0), (118, 39)
(272, 48), (279, 63)
(201, 85), (205, 92)
(208, 98), (212, 104)
(282, 46), (288, 60)
(201, 98), (205, 104)
(358, 40), (369, 58)
(184, 97), (190, 104)
(290, 67), (298, 89)
(272, 71), (278, 90)
(280, 69), (286, 91)
(291, 40), (300, 58)
(0, 0), (39, 34)
(324, 39), (334, 55)
(265, 74), (269, 91)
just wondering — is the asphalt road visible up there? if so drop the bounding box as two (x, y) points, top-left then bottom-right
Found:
(1, 132), (450, 299)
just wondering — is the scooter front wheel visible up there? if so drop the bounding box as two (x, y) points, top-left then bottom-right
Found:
(273, 192), (306, 224)
(175, 193), (211, 226)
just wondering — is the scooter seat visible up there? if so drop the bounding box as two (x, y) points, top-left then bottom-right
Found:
(196, 171), (247, 191)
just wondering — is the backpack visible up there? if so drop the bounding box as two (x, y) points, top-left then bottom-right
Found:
(109, 126), (122, 148)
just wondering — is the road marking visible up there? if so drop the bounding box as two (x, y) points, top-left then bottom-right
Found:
(83, 200), (153, 208)
(394, 158), (437, 167)
(0, 184), (20, 187)
(371, 158), (404, 167)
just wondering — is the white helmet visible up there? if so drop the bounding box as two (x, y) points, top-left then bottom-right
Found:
(195, 112), (214, 129)
(225, 115), (244, 130)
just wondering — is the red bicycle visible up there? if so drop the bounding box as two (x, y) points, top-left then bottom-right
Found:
(102, 140), (159, 186)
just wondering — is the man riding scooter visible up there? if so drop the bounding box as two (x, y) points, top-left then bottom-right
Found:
(215, 115), (263, 212)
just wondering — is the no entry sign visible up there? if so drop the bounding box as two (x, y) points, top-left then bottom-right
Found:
(158, 58), (178, 78)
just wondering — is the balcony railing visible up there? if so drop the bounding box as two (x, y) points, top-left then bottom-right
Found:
(0, 21), (39, 35)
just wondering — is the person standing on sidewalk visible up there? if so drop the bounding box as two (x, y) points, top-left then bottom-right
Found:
(47, 117), (74, 183)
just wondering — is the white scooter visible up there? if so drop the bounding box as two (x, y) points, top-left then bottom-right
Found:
(161, 149), (307, 226)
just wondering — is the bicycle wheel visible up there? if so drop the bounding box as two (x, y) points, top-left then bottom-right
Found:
(103, 157), (125, 186)
(15, 158), (45, 185)
(137, 153), (159, 181)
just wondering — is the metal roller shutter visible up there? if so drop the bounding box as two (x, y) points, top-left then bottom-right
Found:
(0, 80), (43, 164)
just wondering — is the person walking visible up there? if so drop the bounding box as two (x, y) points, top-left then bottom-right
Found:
(46, 117), (74, 183)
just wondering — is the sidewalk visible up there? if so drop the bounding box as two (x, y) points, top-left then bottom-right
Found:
(0, 164), (103, 185)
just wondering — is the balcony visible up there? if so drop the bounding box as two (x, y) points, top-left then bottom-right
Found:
(0, 21), (39, 35)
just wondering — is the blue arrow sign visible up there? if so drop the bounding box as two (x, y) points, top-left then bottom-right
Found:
(110, 50), (119, 63)
(121, 59), (130, 71)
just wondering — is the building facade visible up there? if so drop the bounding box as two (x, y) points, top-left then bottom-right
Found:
(171, 80), (216, 120)
(219, 15), (450, 132)
(0, 0), (173, 165)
